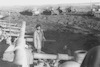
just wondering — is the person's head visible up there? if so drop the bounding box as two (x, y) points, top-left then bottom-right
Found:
(35, 24), (41, 30)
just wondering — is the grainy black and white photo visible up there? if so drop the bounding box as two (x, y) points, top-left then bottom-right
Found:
(0, 0), (100, 67)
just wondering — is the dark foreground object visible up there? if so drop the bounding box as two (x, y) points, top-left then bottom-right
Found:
(0, 59), (34, 67)
(0, 39), (9, 58)
(0, 59), (21, 67)
(81, 46), (100, 67)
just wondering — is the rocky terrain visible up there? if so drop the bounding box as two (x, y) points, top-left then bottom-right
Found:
(0, 5), (100, 54)
(1, 11), (100, 35)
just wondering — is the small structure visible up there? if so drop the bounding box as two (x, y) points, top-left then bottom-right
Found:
(92, 4), (100, 17)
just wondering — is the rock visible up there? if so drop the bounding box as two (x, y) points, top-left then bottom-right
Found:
(59, 61), (80, 67)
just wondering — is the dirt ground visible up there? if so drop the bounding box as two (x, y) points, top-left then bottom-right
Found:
(0, 30), (100, 67)
(29, 30), (100, 55)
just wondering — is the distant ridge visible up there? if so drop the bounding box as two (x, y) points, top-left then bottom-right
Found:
(0, 2), (99, 12)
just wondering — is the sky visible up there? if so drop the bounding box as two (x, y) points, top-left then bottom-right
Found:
(0, 0), (100, 7)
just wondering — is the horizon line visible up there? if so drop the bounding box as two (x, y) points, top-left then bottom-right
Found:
(0, 2), (100, 8)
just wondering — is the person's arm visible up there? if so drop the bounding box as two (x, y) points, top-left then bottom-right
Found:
(43, 36), (46, 41)
(42, 30), (46, 41)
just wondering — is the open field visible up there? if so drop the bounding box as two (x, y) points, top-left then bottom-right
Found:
(0, 4), (100, 67)
(0, 4), (100, 54)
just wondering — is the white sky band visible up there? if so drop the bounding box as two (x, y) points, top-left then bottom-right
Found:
(0, 0), (100, 7)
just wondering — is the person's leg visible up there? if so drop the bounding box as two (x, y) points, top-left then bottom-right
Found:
(37, 40), (43, 53)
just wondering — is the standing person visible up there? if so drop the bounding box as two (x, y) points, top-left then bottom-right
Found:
(34, 24), (46, 53)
